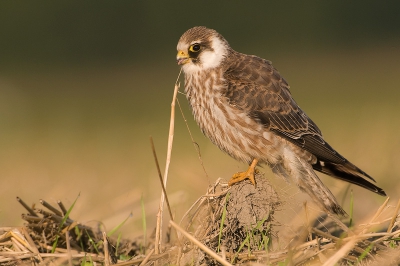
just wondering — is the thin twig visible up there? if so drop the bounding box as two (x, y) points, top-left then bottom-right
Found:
(113, 252), (169, 266)
(176, 97), (209, 180)
(57, 200), (68, 215)
(11, 237), (25, 252)
(327, 213), (352, 235)
(387, 199), (400, 233)
(40, 199), (63, 216)
(179, 180), (230, 229)
(139, 249), (155, 266)
(343, 232), (395, 241)
(155, 69), (181, 254)
(170, 220), (233, 266)
(311, 228), (341, 242)
(360, 197), (390, 234)
(16, 197), (38, 217)
(103, 232), (110, 266)
(150, 136), (174, 221)
(20, 227), (43, 262)
(372, 228), (400, 244)
(65, 231), (72, 266)
(322, 238), (357, 266)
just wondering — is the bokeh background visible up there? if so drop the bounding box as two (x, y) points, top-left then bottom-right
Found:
(1, 1), (399, 238)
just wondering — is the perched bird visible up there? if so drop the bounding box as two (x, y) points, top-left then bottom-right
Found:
(176, 26), (386, 215)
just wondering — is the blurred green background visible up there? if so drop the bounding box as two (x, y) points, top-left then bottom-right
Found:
(1, 1), (399, 237)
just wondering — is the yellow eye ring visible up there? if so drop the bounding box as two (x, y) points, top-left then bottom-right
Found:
(189, 44), (201, 52)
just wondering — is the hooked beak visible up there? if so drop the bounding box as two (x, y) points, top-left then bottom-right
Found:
(176, 50), (189, 65)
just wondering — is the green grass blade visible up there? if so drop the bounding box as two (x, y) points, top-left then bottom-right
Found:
(255, 212), (269, 231)
(217, 192), (230, 253)
(51, 235), (59, 253)
(75, 225), (84, 251)
(357, 243), (374, 263)
(61, 193), (80, 227)
(51, 193), (80, 253)
(108, 212), (132, 237)
(81, 253), (95, 266)
(86, 230), (100, 254)
(231, 230), (250, 264)
(252, 214), (270, 250)
(238, 229), (250, 253)
(80, 253), (86, 266)
(116, 232), (122, 256)
(262, 232), (270, 252)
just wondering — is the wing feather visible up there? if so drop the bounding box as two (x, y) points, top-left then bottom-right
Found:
(222, 52), (385, 195)
(223, 53), (344, 163)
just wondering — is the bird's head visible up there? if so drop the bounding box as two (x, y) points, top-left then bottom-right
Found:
(176, 26), (230, 74)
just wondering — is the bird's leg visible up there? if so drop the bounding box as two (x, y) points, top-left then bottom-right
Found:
(228, 159), (259, 187)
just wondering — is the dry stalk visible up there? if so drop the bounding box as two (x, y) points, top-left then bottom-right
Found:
(155, 69), (181, 254)
(65, 230), (72, 266)
(179, 178), (230, 227)
(57, 200), (68, 215)
(103, 232), (110, 266)
(327, 213), (353, 235)
(170, 220), (233, 266)
(360, 197), (390, 234)
(372, 228), (400, 243)
(139, 248), (154, 266)
(322, 238), (357, 266)
(40, 199), (63, 216)
(20, 226), (42, 262)
(113, 252), (169, 266)
(150, 136), (173, 221)
(388, 198), (400, 233)
(16, 197), (38, 217)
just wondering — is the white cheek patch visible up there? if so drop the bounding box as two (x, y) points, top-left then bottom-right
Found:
(200, 36), (227, 70)
(200, 50), (221, 70)
(178, 35), (228, 75)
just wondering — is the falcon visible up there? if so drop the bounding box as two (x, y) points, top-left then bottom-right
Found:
(176, 26), (386, 215)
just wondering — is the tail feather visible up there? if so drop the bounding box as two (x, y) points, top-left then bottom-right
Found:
(280, 149), (347, 216)
(313, 160), (386, 196)
(296, 159), (347, 216)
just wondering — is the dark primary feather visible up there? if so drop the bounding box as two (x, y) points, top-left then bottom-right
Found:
(223, 51), (386, 196)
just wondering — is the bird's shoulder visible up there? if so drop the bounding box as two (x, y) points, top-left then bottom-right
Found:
(220, 51), (349, 164)
(223, 52), (288, 91)
(221, 51), (304, 131)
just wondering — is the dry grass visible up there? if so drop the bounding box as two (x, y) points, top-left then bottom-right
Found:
(1, 197), (142, 265)
(1, 178), (400, 265)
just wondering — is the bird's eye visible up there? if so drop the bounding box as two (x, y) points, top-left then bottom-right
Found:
(189, 44), (201, 52)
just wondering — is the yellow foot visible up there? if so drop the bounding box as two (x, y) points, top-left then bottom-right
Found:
(228, 159), (258, 187)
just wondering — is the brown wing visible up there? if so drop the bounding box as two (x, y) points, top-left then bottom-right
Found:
(223, 53), (345, 164)
(222, 52), (386, 196)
